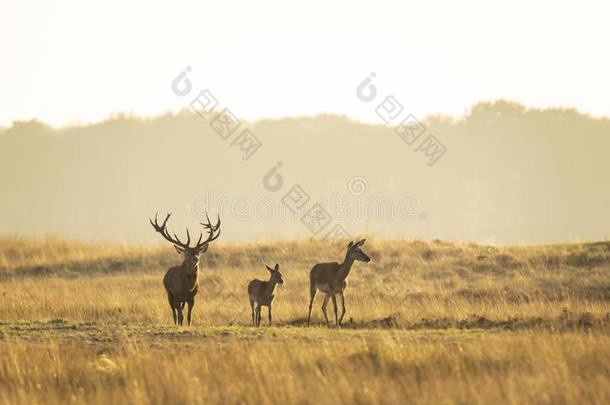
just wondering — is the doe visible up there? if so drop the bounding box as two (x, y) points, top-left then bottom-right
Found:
(307, 239), (371, 328)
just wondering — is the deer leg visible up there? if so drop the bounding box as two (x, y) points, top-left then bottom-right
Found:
(167, 292), (177, 325)
(268, 303), (272, 326)
(250, 301), (256, 326)
(256, 306), (262, 327)
(321, 294), (330, 328)
(331, 294), (339, 329)
(175, 298), (184, 326)
(338, 292), (346, 326)
(307, 289), (317, 326)
(186, 297), (194, 326)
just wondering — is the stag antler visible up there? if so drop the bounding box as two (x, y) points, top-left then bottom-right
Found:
(149, 212), (194, 250)
(150, 212), (221, 251)
(199, 213), (221, 248)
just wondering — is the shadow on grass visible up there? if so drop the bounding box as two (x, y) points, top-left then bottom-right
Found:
(283, 311), (609, 332)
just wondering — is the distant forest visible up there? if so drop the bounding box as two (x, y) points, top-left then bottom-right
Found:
(1, 100), (609, 244)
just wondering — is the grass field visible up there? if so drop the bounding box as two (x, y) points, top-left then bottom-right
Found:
(0, 237), (609, 404)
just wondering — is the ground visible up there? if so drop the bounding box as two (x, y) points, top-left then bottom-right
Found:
(0, 238), (608, 404)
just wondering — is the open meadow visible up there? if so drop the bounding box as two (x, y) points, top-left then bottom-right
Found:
(4, 2), (610, 404)
(0, 237), (608, 404)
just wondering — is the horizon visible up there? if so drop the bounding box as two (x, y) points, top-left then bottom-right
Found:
(3, 98), (610, 131)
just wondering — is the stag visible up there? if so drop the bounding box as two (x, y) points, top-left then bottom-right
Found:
(150, 212), (221, 326)
(307, 239), (371, 328)
(247, 263), (284, 326)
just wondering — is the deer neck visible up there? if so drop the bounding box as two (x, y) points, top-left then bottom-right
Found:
(337, 255), (355, 282)
(264, 277), (278, 298)
(181, 258), (200, 277)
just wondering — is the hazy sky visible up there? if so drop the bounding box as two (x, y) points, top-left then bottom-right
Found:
(2, 0), (609, 128)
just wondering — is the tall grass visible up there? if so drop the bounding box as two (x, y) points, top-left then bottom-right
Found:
(0, 331), (608, 404)
(0, 237), (608, 404)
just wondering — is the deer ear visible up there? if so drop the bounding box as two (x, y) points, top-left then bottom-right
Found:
(265, 264), (274, 272)
(356, 239), (366, 247)
(347, 241), (354, 249)
(199, 244), (209, 254)
(274, 263), (279, 271)
(174, 245), (186, 255)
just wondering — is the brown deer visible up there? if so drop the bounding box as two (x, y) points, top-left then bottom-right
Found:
(248, 263), (284, 326)
(150, 212), (221, 326)
(307, 239), (370, 328)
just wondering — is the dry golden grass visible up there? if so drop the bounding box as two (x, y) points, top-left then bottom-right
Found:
(0, 237), (608, 404)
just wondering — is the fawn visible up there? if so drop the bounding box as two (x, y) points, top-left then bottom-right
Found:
(248, 263), (284, 326)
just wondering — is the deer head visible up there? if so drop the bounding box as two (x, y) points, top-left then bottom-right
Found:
(150, 212), (221, 274)
(346, 239), (371, 263)
(265, 263), (284, 285)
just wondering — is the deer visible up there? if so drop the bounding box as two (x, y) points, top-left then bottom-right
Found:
(307, 239), (371, 328)
(248, 263), (284, 326)
(150, 212), (221, 326)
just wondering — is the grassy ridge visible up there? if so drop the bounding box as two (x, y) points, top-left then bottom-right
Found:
(0, 237), (608, 327)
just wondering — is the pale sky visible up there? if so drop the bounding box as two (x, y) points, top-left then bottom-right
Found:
(1, 0), (609, 128)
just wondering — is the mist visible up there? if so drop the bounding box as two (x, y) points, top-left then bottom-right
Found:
(1, 100), (608, 244)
